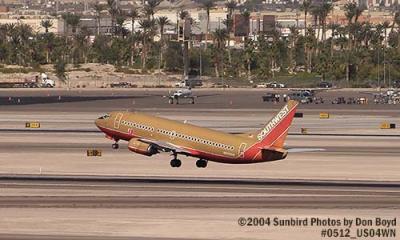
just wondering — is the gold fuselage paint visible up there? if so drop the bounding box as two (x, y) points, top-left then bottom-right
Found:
(98, 111), (259, 159)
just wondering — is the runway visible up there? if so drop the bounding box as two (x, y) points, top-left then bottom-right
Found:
(1, 175), (399, 209)
(0, 175), (399, 240)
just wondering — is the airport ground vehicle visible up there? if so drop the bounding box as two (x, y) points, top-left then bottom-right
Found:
(287, 91), (313, 104)
(95, 101), (320, 168)
(332, 97), (346, 104)
(262, 93), (280, 102)
(0, 73), (55, 88)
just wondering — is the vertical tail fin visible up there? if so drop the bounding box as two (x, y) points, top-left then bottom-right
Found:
(256, 100), (298, 148)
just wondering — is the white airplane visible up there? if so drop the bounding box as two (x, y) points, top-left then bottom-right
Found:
(166, 88), (196, 104)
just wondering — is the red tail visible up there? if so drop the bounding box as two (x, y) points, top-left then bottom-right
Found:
(256, 100), (298, 148)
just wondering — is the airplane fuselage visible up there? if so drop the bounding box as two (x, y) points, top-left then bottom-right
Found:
(96, 112), (284, 164)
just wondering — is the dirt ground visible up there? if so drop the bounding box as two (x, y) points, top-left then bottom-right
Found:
(0, 63), (184, 88)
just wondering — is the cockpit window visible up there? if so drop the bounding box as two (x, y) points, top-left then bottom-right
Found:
(98, 114), (110, 120)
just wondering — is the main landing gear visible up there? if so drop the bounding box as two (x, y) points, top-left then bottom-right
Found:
(196, 159), (208, 168)
(170, 158), (182, 168)
(170, 152), (182, 168)
(169, 152), (207, 168)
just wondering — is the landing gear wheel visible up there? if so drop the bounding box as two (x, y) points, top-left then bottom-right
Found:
(169, 98), (173, 104)
(112, 143), (119, 149)
(170, 159), (182, 168)
(196, 159), (208, 168)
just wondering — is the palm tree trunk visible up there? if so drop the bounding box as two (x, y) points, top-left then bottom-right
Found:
(205, 13), (209, 48)
(304, 12), (308, 72)
(96, 16), (99, 35)
(142, 39), (147, 70)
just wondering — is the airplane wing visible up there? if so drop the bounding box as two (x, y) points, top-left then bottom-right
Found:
(138, 138), (193, 155)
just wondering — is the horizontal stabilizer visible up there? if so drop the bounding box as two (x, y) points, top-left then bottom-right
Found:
(287, 148), (325, 153)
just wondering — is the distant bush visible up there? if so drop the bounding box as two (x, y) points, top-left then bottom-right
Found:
(115, 66), (141, 74)
(70, 67), (92, 72)
(0, 67), (36, 74)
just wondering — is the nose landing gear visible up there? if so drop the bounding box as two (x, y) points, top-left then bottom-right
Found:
(112, 143), (119, 149)
(112, 140), (119, 149)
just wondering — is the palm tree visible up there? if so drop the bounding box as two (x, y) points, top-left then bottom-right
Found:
(244, 37), (254, 81)
(107, 0), (120, 35)
(328, 22), (340, 57)
(225, 0), (237, 19)
(41, 19), (53, 33)
(241, 9), (251, 37)
(300, 0), (312, 37)
(225, 0), (237, 64)
(127, 7), (139, 33)
(157, 16), (171, 71)
(178, 10), (190, 78)
(93, 2), (105, 35)
(212, 28), (228, 78)
(157, 16), (170, 41)
(144, 0), (162, 20)
(115, 15), (127, 37)
(311, 6), (320, 41)
(288, 26), (299, 71)
(344, 2), (362, 83)
(201, 0), (214, 48)
(319, 2), (332, 42)
(67, 14), (81, 35)
(61, 14), (68, 36)
(138, 18), (157, 70)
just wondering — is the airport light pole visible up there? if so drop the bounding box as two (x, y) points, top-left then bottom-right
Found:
(199, 42), (203, 79)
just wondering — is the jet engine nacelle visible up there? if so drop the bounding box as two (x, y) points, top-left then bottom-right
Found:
(128, 139), (158, 156)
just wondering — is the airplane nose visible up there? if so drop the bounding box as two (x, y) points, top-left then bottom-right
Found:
(95, 119), (102, 128)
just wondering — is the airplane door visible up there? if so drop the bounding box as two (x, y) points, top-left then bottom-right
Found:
(114, 113), (123, 129)
(238, 143), (247, 158)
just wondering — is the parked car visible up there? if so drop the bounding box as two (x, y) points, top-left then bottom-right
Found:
(318, 81), (333, 88)
(256, 83), (268, 88)
(211, 82), (230, 88)
(267, 82), (286, 88)
(110, 82), (135, 88)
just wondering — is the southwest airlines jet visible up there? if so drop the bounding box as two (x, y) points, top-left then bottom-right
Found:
(95, 100), (298, 168)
